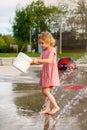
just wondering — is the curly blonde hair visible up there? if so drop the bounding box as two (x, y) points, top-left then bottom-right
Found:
(38, 31), (55, 46)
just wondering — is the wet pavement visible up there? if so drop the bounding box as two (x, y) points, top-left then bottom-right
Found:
(0, 58), (87, 130)
(0, 65), (42, 83)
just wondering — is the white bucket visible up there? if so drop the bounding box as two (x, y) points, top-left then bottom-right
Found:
(13, 52), (32, 72)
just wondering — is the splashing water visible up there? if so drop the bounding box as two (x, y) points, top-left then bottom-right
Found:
(51, 67), (77, 95)
(49, 87), (87, 130)
(75, 55), (87, 64)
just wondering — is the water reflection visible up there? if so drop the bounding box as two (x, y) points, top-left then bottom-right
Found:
(0, 82), (43, 130)
(13, 83), (43, 114)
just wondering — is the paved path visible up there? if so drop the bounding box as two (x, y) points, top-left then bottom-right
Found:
(0, 65), (42, 83)
(0, 65), (22, 76)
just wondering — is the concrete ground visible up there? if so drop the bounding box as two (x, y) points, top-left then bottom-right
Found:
(0, 57), (42, 83)
(0, 65), (42, 83)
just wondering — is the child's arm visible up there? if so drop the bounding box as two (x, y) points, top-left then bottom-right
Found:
(38, 52), (55, 64)
(30, 54), (42, 65)
(31, 51), (55, 65)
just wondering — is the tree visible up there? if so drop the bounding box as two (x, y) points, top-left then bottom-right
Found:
(2, 35), (16, 45)
(76, 0), (87, 32)
(0, 36), (12, 53)
(0, 36), (6, 46)
(51, 5), (68, 54)
(13, 9), (29, 42)
(12, 0), (58, 51)
(67, 0), (87, 35)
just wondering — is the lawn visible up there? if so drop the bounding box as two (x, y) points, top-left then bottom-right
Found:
(0, 52), (86, 60)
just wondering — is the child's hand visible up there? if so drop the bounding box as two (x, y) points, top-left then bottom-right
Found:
(30, 59), (39, 65)
(30, 60), (34, 65)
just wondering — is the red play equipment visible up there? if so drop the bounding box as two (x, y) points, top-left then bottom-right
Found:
(58, 57), (77, 70)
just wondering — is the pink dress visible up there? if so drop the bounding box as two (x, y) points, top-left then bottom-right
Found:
(39, 47), (60, 88)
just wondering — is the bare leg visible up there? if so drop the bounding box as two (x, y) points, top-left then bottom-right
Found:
(39, 88), (51, 114)
(43, 88), (60, 115)
(39, 94), (51, 114)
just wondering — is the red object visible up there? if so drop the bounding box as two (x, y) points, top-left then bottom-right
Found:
(48, 86), (53, 88)
(62, 85), (85, 90)
(58, 57), (77, 70)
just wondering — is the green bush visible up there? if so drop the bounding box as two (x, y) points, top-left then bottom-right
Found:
(0, 45), (12, 53)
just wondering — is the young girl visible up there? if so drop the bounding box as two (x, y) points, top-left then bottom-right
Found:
(31, 31), (60, 115)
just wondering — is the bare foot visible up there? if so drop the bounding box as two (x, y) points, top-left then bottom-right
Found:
(48, 107), (60, 115)
(39, 109), (51, 114)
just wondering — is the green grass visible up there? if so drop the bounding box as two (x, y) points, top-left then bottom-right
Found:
(57, 52), (86, 60)
(0, 53), (18, 57)
(0, 52), (86, 60)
